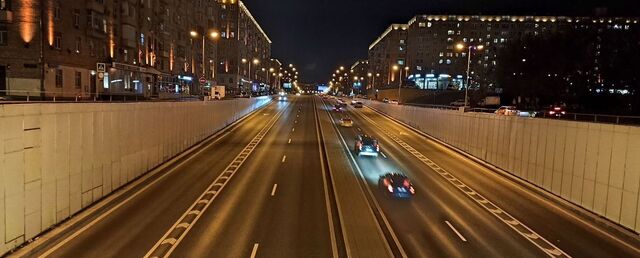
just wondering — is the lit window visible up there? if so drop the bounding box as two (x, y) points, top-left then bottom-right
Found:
(427, 22), (432, 27)
(54, 34), (62, 49)
(55, 69), (63, 88)
(397, 59), (405, 65)
(75, 72), (82, 89)
(447, 30), (454, 35)
(0, 25), (7, 46)
(73, 10), (80, 28)
(75, 37), (81, 53)
(446, 59), (452, 65)
(419, 22), (426, 27)
(0, 0), (8, 10)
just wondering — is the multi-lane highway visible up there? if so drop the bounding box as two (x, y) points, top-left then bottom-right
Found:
(11, 95), (640, 258)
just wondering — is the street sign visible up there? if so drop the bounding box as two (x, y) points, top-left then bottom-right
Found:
(97, 63), (106, 73)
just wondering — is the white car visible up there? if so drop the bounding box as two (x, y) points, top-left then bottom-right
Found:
(495, 106), (518, 116)
(351, 100), (358, 105)
(389, 99), (399, 105)
(340, 117), (354, 127)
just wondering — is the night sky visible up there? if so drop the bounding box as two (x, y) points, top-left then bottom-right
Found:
(243, 0), (639, 83)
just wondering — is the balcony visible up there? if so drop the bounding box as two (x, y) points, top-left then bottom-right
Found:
(86, 0), (104, 13)
(0, 10), (13, 23)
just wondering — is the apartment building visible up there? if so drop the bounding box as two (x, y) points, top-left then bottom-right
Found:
(216, 0), (271, 96)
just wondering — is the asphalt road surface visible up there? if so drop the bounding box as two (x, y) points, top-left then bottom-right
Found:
(12, 95), (640, 258)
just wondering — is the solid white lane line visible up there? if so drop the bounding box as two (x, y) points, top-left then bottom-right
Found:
(323, 102), (404, 257)
(282, 155), (287, 163)
(271, 184), (278, 196)
(144, 103), (289, 258)
(445, 221), (467, 242)
(380, 152), (388, 159)
(356, 109), (570, 258)
(288, 138), (292, 144)
(33, 131), (233, 258)
(313, 98), (341, 258)
(250, 243), (259, 258)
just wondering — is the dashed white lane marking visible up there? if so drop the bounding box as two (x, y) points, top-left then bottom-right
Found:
(357, 112), (571, 258)
(292, 128), (295, 132)
(295, 120), (298, 124)
(143, 104), (287, 258)
(357, 127), (362, 132)
(250, 243), (260, 258)
(288, 138), (292, 144)
(380, 152), (388, 159)
(282, 155), (287, 163)
(445, 221), (467, 242)
(271, 184), (278, 196)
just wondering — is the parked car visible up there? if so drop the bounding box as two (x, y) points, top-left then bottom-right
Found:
(382, 98), (389, 103)
(389, 99), (399, 105)
(495, 106), (518, 116)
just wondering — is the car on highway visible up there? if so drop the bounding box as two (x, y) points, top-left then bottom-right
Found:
(333, 105), (343, 112)
(389, 99), (399, 105)
(353, 101), (364, 108)
(337, 100), (348, 107)
(278, 92), (287, 101)
(379, 173), (415, 198)
(340, 117), (354, 127)
(354, 134), (380, 157)
(547, 106), (567, 118)
(495, 106), (518, 116)
(382, 98), (389, 103)
(351, 100), (358, 105)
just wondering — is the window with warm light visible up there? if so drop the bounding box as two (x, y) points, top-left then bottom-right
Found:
(0, 0), (10, 10)
(0, 25), (7, 46)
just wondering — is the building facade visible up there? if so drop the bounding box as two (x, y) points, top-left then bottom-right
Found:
(216, 0), (271, 96)
(368, 24), (407, 89)
(369, 15), (639, 92)
(0, 0), (272, 100)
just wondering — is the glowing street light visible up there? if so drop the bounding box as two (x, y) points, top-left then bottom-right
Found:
(456, 42), (485, 108)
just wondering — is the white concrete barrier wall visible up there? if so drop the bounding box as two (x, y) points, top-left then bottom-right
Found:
(0, 97), (271, 255)
(363, 100), (640, 233)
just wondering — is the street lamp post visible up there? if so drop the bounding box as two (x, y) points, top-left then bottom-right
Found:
(190, 30), (219, 96)
(456, 43), (484, 108)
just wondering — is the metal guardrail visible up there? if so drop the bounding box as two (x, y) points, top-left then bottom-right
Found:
(0, 89), (208, 103)
(367, 99), (640, 126)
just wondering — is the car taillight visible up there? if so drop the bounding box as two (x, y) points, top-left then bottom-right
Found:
(387, 185), (394, 193)
(403, 180), (410, 187)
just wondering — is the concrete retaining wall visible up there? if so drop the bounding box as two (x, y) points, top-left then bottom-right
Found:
(0, 97), (271, 255)
(363, 100), (640, 233)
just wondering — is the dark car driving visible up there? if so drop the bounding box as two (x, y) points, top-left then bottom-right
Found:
(379, 173), (415, 198)
(354, 134), (379, 157)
